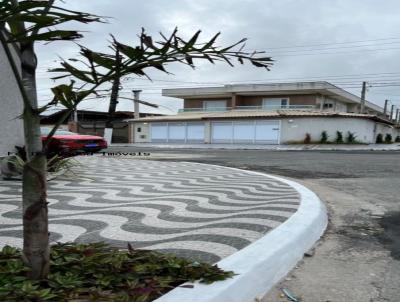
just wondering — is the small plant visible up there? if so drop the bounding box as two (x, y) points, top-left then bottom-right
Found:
(320, 131), (329, 144)
(395, 135), (400, 143)
(376, 133), (384, 144)
(47, 155), (81, 174)
(346, 131), (357, 144)
(335, 131), (344, 144)
(304, 133), (311, 144)
(1, 155), (80, 179)
(0, 243), (234, 302)
(384, 133), (393, 144)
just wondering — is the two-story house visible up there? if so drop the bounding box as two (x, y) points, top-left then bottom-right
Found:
(127, 82), (398, 144)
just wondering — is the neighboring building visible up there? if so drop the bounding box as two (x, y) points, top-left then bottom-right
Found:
(41, 109), (163, 143)
(128, 82), (398, 144)
(0, 33), (24, 157)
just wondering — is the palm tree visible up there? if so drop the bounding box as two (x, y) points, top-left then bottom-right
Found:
(0, 0), (273, 279)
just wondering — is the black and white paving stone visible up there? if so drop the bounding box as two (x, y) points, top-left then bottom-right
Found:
(0, 156), (300, 263)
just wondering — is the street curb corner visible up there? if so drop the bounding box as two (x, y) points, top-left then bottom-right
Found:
(155, 167), (328, 302)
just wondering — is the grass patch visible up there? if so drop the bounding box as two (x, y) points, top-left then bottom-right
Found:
(0, 242), (234, 302)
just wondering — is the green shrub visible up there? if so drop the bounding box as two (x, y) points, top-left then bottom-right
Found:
(304, 133), (311, 144)
(376, 133), (383, 144)
(320, 131), (329, 144)
(346, 131), (357, 144)
(5, 154), (79, 176)
(335, 131), (344, 144)
(384, 133), (393, 144)
(0, 243), (233, 302)
(395, 135), (400, 143)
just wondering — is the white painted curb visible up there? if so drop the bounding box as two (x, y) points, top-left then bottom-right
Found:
(155, 165), (328, 302)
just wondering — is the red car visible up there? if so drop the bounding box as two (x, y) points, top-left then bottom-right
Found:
(41, 127), (108, 156)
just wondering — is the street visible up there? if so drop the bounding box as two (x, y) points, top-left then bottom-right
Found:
(107, 146), (400, 302)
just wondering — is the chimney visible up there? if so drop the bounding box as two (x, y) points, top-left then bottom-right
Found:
(132, 90), (142, 119)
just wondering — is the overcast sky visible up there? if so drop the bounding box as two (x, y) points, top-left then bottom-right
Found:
(36, 0), (400, 114)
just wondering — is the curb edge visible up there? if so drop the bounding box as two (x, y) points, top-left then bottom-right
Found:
(155, 165), (328, 302)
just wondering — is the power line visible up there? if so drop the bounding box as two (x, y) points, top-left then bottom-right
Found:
(36, 81), (400, 94)
(120, 72), (400, 86)
(266, 37), (400, 50)
(268, 41), (400, 54)
(272, 46), (400, 57)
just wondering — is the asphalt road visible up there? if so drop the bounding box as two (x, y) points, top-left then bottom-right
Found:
(107, 146), (400, 302)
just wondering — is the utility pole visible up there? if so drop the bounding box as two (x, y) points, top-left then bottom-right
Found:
(360, 81), (367, 114)
(390, 104), (395, 121)
(68, 109), (79, 133)
(383, 99), (389, 118)
(132, 90), (142, 119)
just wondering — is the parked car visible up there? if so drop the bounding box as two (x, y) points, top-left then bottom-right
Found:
(41, 127), (108, 156)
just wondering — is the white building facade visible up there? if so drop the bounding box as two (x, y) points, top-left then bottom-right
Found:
(0, 36), (24, 157)
(128, 82), (398, 145)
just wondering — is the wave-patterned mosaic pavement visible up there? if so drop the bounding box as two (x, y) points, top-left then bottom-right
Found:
(0, 156), (300, 263)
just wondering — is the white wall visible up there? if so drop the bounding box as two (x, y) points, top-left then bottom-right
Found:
(375, 123), (398, 141)
(0, 41), (24, 157)
(133, 123), (150, 143)
(133, 118), (396, 145)
(281, 117), (377, 143)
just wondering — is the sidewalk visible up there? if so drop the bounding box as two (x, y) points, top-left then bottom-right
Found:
(0, 157), (302, 263)
(111, 143), (400, 151)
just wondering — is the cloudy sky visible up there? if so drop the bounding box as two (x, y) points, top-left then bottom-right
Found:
(36, 0), (400, 114)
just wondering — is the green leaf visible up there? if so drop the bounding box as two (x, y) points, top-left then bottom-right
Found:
(183, 30), (201, 51)
(57, 61), (96, 83)
(185, 54), (193, 66)
(9, 30), (83, 43)
(115, 41), (144, 61)
(202, 32), (220, 50)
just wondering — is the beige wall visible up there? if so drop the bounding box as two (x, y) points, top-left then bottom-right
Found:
(184, 95), (317, 108)
(315, 96), (349, 112)
(184, 98), (231, 108)
(236, 95), (317, 107)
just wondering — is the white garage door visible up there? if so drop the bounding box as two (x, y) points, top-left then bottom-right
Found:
(150, 122), (205, 143)
(233, 121), (254, 143)
(211, 120), (280, 144)
(151, 123), (168, 142)
(168, 123), (186, 142)
(255, 121), (280, 143)
(187, 123), (205, 143)
(211, 122), (233, 143)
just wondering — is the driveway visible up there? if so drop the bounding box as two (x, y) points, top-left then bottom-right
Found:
(0, 156), (300, 263)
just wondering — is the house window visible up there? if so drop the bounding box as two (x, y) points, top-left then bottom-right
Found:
(137, 127), (142, 132)
(323, 103), (333, 109)
(203, 100), (227, 111)
(262, 98), (290, 109)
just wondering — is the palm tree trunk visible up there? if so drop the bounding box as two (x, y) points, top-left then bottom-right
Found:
(107, 47), (121, 128)
(20, 41), (49, 279)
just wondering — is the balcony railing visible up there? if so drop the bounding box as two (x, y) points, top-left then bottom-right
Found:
(178, 105), (316, 113)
